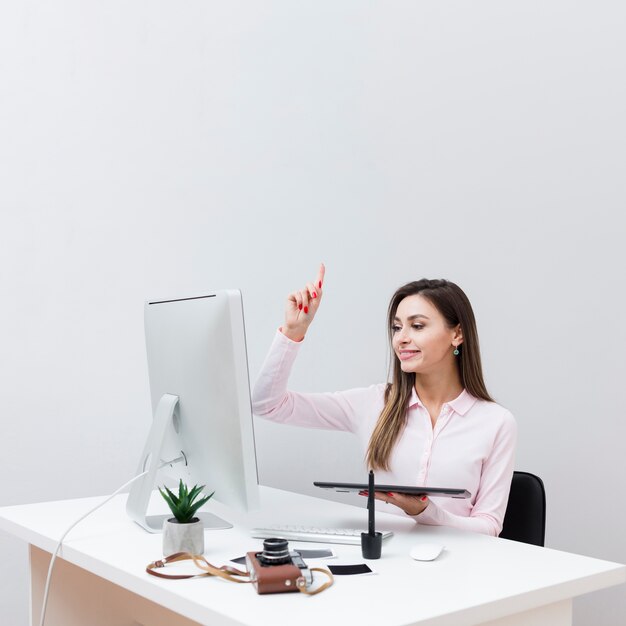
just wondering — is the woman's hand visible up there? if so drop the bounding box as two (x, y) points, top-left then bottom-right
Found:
(281, 264), (325, 342)
(359, 490), (430, 516)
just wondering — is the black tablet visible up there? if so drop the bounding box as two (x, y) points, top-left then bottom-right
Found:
(314, 481), (471, 499)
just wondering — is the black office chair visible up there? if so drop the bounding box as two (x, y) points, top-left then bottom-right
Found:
(499, 471), (546, 547)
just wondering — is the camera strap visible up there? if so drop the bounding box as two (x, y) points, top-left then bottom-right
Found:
(146, 552), (251, 583)
(146, 552), (334, 595)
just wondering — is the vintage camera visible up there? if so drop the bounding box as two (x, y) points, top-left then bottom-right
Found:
(245, 538), (313, 594)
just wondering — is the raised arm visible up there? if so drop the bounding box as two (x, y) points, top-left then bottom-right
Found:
(252, 264), (375, 433)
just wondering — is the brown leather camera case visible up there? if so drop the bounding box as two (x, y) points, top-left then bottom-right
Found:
(246, 552), (303, 594)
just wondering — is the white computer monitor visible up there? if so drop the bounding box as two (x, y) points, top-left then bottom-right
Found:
(126, 289), (260, 532)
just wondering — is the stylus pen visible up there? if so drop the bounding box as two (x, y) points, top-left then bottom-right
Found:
(368, 470), (375, 535)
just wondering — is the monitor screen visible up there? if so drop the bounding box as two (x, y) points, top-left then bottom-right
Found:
(127, 289), (260, 532)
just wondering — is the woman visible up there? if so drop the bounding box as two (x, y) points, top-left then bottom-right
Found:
(252, 264), (516, 536)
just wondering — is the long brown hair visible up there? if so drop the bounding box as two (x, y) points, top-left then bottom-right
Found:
(366, 279), (493, 471)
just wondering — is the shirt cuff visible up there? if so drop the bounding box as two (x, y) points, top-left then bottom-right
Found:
(409, 500), (445, 525)
(278, 327), (305, 343)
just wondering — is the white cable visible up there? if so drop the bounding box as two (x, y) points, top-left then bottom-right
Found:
(38, 470), (148, 626)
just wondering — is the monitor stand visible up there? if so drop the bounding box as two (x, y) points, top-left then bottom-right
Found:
(126, 393), (232, 533)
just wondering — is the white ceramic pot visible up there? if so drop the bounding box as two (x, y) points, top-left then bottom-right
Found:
(162, 517), (205, 556)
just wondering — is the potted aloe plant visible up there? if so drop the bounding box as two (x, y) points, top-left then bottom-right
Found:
(159, 480), (214, 556)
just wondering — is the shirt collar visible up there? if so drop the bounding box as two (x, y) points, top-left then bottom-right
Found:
(408, 387), (421, 408)
(408, 387), (477, 416)
(447, 389), (477, 416)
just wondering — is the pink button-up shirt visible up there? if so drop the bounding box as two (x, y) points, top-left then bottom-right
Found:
(251, 330), (517, 536)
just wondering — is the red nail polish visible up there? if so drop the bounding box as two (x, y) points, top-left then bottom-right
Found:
(304, 306), (308, 314)
(298, 304), (302, 310)
(387, 492), (394, 497)
(421, 496), (428, 502)
(318, 281), (322, 289)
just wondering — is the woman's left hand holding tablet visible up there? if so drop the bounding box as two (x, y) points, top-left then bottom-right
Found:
(360, 490), (430, 516)
(382, 491), (430, 516)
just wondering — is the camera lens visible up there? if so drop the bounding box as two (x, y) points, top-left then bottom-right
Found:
(257, 538), (292, 566)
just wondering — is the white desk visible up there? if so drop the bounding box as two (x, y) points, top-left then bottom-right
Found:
(0, 486), (624, 626)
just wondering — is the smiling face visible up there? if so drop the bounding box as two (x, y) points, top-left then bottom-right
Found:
(392, 294), (463, 375)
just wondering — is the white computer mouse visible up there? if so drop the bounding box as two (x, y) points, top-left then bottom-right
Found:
(409, 543), (445, 561)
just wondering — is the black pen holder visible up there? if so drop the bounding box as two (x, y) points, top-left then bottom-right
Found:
(361, 532), (382, 559)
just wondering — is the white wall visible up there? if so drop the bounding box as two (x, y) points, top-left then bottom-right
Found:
(1, 2), (625, 624)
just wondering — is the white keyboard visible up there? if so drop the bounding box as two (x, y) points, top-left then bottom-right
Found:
(251, 525), (393, 545)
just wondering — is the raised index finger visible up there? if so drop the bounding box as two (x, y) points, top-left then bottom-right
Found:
(316, 263), (326, 289)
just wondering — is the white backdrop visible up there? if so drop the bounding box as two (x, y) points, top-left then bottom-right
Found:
(1, 2), (625, 624)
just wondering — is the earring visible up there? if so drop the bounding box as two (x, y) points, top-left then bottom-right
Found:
(453, 345), (460, 356)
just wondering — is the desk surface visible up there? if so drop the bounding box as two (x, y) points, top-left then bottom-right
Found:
(0, 486), (624, 626)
